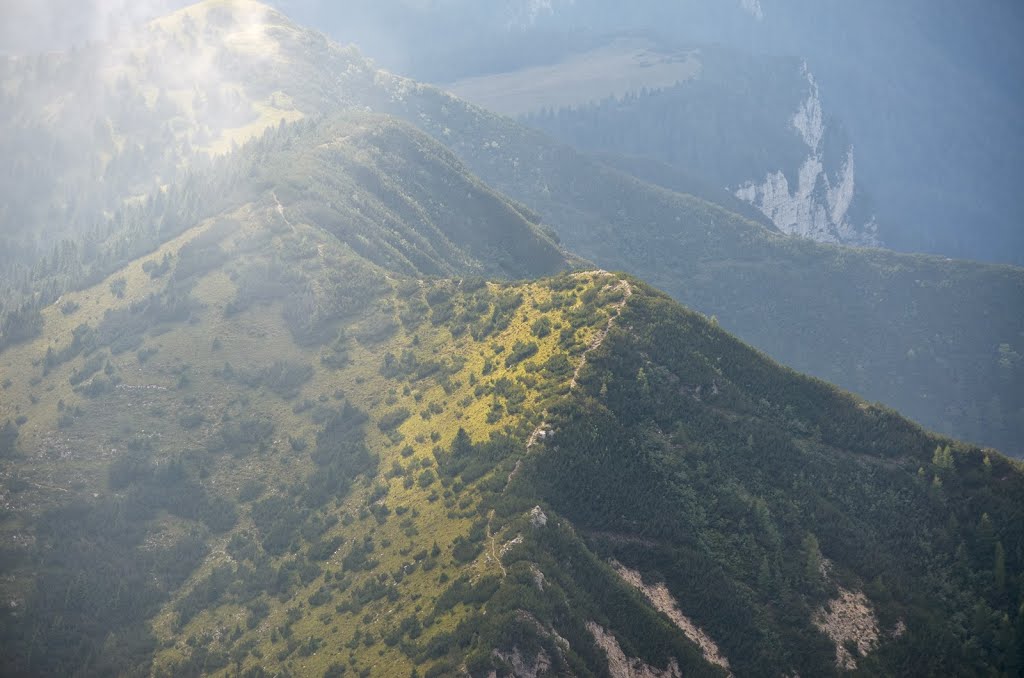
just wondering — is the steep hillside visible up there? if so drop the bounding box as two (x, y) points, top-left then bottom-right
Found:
(518, 47), (879, 246)
(446, 39), (878, 247)
(588, 151), (776, 230)
(0, 52), (1021, 674)
(2, 0), (1021, 456)
(0, 0), (360, 270)
(0, 182), (727, 675)
(364, 81), (1024, 455)
(330, 24), (1023, 457)
(1, 4), (1022, 678)
(0, 111), (570, 353)
(1, 223), (1021, 676)
(518, 283), (1024, 675)
(0, 129), (584, 674)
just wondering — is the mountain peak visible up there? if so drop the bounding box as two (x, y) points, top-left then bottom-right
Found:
(152, 0), (285, 26)
(146, 0), (299, 54)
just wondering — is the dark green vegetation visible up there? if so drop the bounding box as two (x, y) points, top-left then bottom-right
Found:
(0, 3), (1022, 677)
(520, 46), (822, 195)
(518, 283), (1024, 675)
(3, 247), (1022, 676)
(1, 0), (1020, 455)
(369, 83), (1024, 456)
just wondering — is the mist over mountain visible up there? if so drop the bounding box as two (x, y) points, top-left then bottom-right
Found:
(277, 0), (1024, 266)
(5, 1), (1021, 262)
(0, 2), (1022, 677)
(4, 3), (1022, 455)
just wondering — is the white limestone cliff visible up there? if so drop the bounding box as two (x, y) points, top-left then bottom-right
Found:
(734, 65), (880, 246)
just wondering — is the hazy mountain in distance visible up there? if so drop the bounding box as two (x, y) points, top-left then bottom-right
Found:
(2, 0), (1022, 457)
(492, 42), (881, 246)
(274, 0), (1024, 266)
(5, 1), (1019, 263)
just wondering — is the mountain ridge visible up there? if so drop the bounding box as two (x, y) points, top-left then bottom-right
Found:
(2, 0), (1022, 452)
(4, 213), (1021, 674)
(359, 70), (1024, 455)
(0, 8), (1022, 676)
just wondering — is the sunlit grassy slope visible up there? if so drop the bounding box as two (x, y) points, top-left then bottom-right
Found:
(0, 183), (634, 675)
(2, 182), (1023, 675)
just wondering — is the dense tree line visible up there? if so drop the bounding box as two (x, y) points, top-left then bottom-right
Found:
(515, 282), (1024, 675)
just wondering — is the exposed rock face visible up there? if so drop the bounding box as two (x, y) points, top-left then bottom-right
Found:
(813, 587), (881, 670)
(500, 534), (524, 556)
(735, 66), (880, 247)
(491, 647), (553, 678)
(612, 561), (733, 675)
(586, 622), (682, 678)
(530, 563), (546, 591)
(490, 610), (571, 677)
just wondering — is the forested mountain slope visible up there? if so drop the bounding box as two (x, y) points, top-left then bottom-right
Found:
(367, 83), (1024, 456)
(1, 214), (1020, 675)
(0, 111), (570, 350)
(518, 283), (1024, 675)
(0, 5), (1022, 676)
(462, 42), (880, 246)
(0, 111), (579, 674)
(2, 0), (1021, 455)
(0, 0), (363, 272)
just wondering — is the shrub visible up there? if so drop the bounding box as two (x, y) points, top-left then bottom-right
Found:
(378, 408), (411, 432)
(109, 277), (127, 299)
(504, 341), (539, 368)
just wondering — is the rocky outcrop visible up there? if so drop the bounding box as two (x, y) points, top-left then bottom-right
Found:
(490, 610), (571, 677)
(586, 622), (682, 678)
(735, 65), (879, 247)
(490, 647), (553, 678)
(813, 588), (880, 670)
(612, 561), (732, 675)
